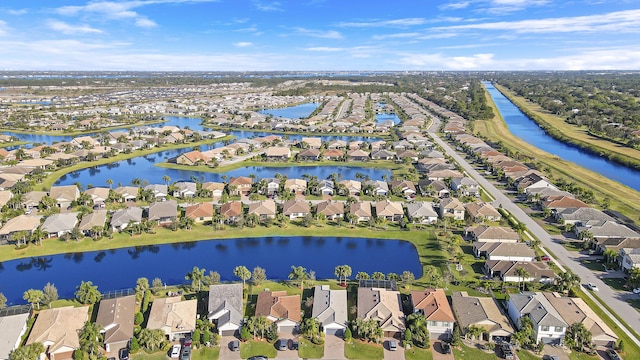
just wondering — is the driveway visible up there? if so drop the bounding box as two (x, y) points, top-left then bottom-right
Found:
(274, 337), (299, 359)
(323, 335), (346, 360)
(430, 340), (454, 360)
(383, 338), (405, 360)
(218, 336), (241, 360)
(542, 344), (570, 360)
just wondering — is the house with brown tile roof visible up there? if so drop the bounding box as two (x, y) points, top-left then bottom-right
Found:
(282, 200), (310, 220)
(176, 150), (207, 166)
(347, 149), (370, 162)
(248, 200), (277, 220)
(410, 288), (455, 338)
(228, 177), (252, 196)
(219, 201), (243, 223)
(255, 290), (301, 334)
(264, 147), (291, 161)
(96, 295), (135, 352)
(26, 306), (89, 360)
(438, 197), (465, 220)
(349, 201), (372, 223)
(451, 292), (514, 341)
(541, 196), (589, 210)
(465, 202), (502, 222)
(465, 225), (520, 243)
(185, 202), (214, 223)
(147, 297), (197, 341)
(322, 149), (344, 160)
(374, 200), (404, 222)
(358, 286), (405, 338)
(297, 148), (320, 161)
(315, 201), (344, 221)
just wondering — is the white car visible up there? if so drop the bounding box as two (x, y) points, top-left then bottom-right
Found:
(170, 344), (181, 358)
(586, 283), (599, 291)
(632, 288), (640, 294)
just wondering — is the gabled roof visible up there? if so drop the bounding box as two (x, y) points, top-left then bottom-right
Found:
(316, 201), (344, 217)
(78, 210), (108, 231)
(185, 202), (214, 219)
(543, 292), (617, 343)
(147, 297), (197, 335)
(42, 212), (79, 234)
(207, 284), (243, 330)
(375, 200), (404, 217)
(96, 295), (135, 346)
(220, 201), (243, 217)
(451, 292), (514, 335)
(0, 215), (42, 235)
(255, 290), (301, 323)
(349, 201), (372, 217)
(148, 200), (178, 220)
(85, 187), (110, 202)
(410, 288), (455, 322)
(508, 292), (567, 328)
(282, 200), (310, 215)
(27, 306), (89, 355)
(358, 287), (405, 333)
(114, 186), (139, 199)
(312, 285), (347, 329)
(229, 176), (253, 186)
(110, 207), (143, 227)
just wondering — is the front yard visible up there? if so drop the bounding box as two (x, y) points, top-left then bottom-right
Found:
(344, 340), (383, 360)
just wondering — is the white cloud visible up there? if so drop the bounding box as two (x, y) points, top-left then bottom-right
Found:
(293, 27), (343, 39)
(8, 9), (28, 15)
(135, 18), (157, 27)
(337, 18), (427, 28)
(439, 1), (471, 10)
(305, 47), (344, 52)
(47, 20), (104, 35)
(397, 52), (495, 69)
(486, 0), (550, 14)
(0, 20), (12, 36)
(253, 1), (283, 12)
(234, 42), (253, 47)
(433, 9), (640, 34)
(372, 32), (422, 40)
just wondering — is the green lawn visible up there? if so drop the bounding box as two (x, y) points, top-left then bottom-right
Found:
(602, 277), (628, 292)
(191, 347), (219, 360)
(239, 340), (277, 359)
(452, 344), (498, 360)
(568, 352), (599, 360)
(298, 338), (324, 359)
(580, 259), (605, 272)
(516, 349), (542, 360)
(344, 340), (383, 360)
(131, 351), (168, 360)
(404, 346), (432, 360)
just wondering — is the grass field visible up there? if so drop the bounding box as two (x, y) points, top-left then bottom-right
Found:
(298, 338), (324, 359)
(452, 344), (498, 360)
(475, 87), (640, 225)
(344, 340), (383, 360)
(239, 339), (277, 359)
(404, 346), (433, 360)
(191, 347), (219, 360)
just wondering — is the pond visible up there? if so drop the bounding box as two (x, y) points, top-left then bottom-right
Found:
(484, 82), (640, 191)
(375, 113), (401, 125)
(259, 102), (320, 119)
(0, 236), (421, 305)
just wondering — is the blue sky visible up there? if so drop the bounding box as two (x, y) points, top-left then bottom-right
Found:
(1, 0), (639, 71)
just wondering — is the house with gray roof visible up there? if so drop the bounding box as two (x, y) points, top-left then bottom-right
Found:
(575, 220), (640, 240)
(312, 285), (348, 336)
(451, 177), (479, 197)
(207, 284), (243, 336)
(451, 292), (514, 342)
(148, 200), (178, 225)
(78, 210), (108, 236)
(619, 247), (640, 272)
(405, 202), (438, 224)
(554, 207), (614, 226)
(110, 207), (143, 232)
(0, 307), (31, 360)
(172, 182), (197, 198)
(364, 180), (389, 197)
(41, 212), (79, 238)
(282, 200), (311, 220)
(144, 184), (168, 201)
(96, 295), (135, 353)
(474, 242), (536, 262)
(506, 292), (567, 344)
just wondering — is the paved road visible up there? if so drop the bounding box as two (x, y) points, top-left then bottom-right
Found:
(426, 118), (640, 347)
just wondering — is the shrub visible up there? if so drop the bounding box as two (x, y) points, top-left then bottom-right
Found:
(134, 312), (144, 325)
(240, 326), (251, 341)
(344, 327), (352, 342)
(129, 337), (140, 353)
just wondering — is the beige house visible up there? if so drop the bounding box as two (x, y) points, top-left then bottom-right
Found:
(411, 288), (455, 338)
(438, 197), (465, 220)
(374, 200), (404, 222)
(248, 200), (277, 220)
(26, 306), (89, 360)
(96, 295), (135, 353)
(349, 201), (372, 223)
(147, 297), (197, 340)
(358, 286), (405, 338)
(49, 185), (80, 208)
(282, 200), (310, 220)
(451, 292), (514, 342)
(0, 215), (42, 241)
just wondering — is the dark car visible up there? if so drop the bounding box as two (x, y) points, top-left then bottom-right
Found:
(499, 344), (514, 360)
(542, 356), (560, 360)
(289, 339), (299, 350)
(441, 342), (451, 354)
(276, 339), (288, 351)
(118, 348), (129, 360)
(180, 346), (191, 360)
(229, 340), (240, 352)
(248, 356), (268, 360)
(607, 349), (621, 360)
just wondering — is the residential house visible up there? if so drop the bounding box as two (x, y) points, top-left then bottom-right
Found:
(297, 148), (320, 161)
(264, 147), (291, 161)
(370, 149), (395, 160)
(148, 200), (178, 225)
(147, 297), (197, 341)
(347, 149), (370, 162)
(317, 180), (334, 196)
(228, 177), (253, 196)
(49, 185), (80, 208)
(172, 182), (197, 199)
(110, 207), (143, 232)
(451, 292), (514, 342)
(41, 212), (79, 238)
(262, 178), (281, 196)
(248, 200), (277, 221)
(451, 177), (479, 197)
(255, 290), (301, 334)
(312, 285), (348, 336)
(363, 180), (389, 197)
(0, 190), (12, 208)
(619, 248), (640, 272)
(349, 201), (372, 223)
(114, 186), (139, 202)
(84, 187), (110, 208)
(0, 307), (31, 360)
(474, 242), (536, 262)
(202, 182), (225, 198)
(389, 180), (417, 198)
(78, 210), (108, 237)
(282, 200), (311, 220)
(0, 215), (42, 242)
(542, 196), (589, 211)
(219, 201), (243, 224)
(543, 292), (617, 347)
(485, 261), (555, 284)
(375, 200), (404, 222)
(22, 191), (48, 211)
(315, 201), (345, 221)
(575, 221), (640, 241)
(405, 202), (438, 224)
(438, 197), (465, 220)
(554, 207), (614, 226)
(207, 284), (243, 336)
(284, 179), (307, 194)
(144, 184), (168, 202)
(427, 169), (464, 181)
(176, 150), (207, 166)
(96, 295), (135, 353)
(465, 202), (502, 222)
(410, 288), (455, 339)
(26, 306), (89, 360)
(506, 292), (568, 344)
(358, 286), (405, 338)
(322, 149), (344, 161)
(185, 202), (214, 223)
(338, 179), (361, 196)
(301, 137), (322, 149)
(418, 179), (450, 198)
(593, 237), (640, 255)
(465, 226), (520, 243)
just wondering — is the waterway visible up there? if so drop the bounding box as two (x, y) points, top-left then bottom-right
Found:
(0, 236), (420, 305)
(259, 102), (319, 119)
(484, 82), (640, 191)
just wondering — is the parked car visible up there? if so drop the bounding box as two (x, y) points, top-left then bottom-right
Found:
(289, 339), (299, 350)
(441, 342), (451, 354)
(170, 345), (181, 358)
(541, 255), (551, 261)
(248, 357), (268, 360)
(632, 288), (640, 294)
(388, 340), (397, 351)
(180, 345), (191, 360)
(118, 348), (129, 360)
(229, 340), (240, 352)
(606, 349), (621, 360)
(586, 283), (599, 291)
(276, 339), (288, 351)
(543, 355), (560, 360)
(499, 344), (514, 360)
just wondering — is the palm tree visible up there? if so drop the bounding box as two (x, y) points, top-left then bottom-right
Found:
(289, 265), (309, 290)
(75, 281), (101, 304)
(162, 175), (171, 186)
(105, 178), (114, 189)
(515, 267), (530, 291)
(356, 272), (370, 280)
(30, 227), (47, 246)
(79, 321), (104, 359)
(233, 265), (251, 288)
(335, 265), (352, 286)
(185, 266), (206, 291)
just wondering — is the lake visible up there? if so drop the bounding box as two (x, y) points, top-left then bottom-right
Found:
(259, 102), (319, 119)
(0, 236), (421, 305)
(375, 113), (401, 125)
(484, 82), (640, 191)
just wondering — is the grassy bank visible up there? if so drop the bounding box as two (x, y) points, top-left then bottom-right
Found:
(38, 136), (233, 190)
(156, 159), (401, 174)
(475, 88), (640, 222)
(203, 124), (387, 140)
(493, 83), (640, 170)
(0, 119), (167, 137)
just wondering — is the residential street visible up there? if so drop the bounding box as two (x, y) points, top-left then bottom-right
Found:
(427, 118), (640, 347)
